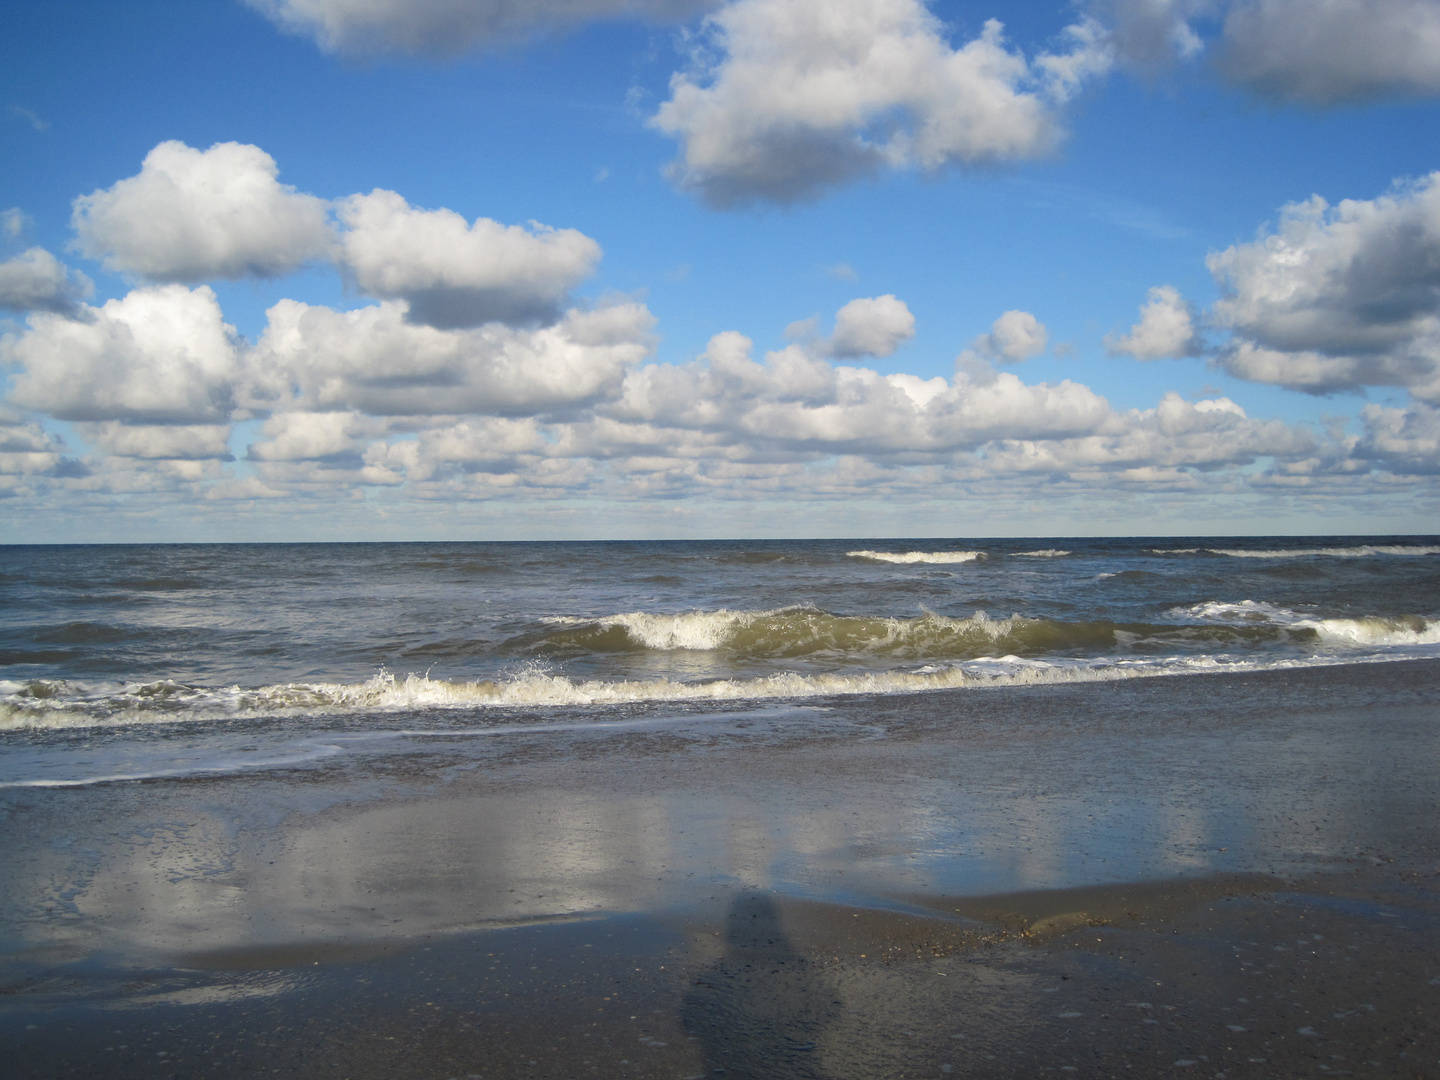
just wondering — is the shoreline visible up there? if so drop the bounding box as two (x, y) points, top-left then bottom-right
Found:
(2, 659), (1437, 1077)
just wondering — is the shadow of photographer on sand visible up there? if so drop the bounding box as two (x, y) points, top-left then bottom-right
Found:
(682, 893), (842, 1080)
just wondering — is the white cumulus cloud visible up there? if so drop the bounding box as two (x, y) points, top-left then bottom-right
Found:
(0, 247), (92, 315)
(825, 295), (915, 358)
(1357, 401), (1440, 473)
(250, 298), (655, 416)
(5, 285), (243, 423)
(336, 189), (602, 328)
(71, 141), (334, 282)
(651, 0), (1112, 206)
(1208, 173), (1440, 401)
(604, 328), (1106, 456)
(77, 422), (235, 460)
(247, 410), (385, 463)
(971, 310), (1048, 362)
(1106, 285), (1202, 359)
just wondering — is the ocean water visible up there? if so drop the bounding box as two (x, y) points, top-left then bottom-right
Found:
(1, 536), (1438, 788)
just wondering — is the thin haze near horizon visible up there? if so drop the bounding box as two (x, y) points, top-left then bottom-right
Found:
(2, 0), (1439, 542)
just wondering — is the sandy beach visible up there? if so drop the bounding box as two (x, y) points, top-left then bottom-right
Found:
(2, 658), (1437, 1077)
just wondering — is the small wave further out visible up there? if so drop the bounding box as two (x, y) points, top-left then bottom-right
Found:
(1153, 544), (1440, 559)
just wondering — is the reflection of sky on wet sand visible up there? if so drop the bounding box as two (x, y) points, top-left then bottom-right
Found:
(3, 676), (1437, 967)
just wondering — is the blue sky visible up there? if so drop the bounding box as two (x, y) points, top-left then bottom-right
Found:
(2, 0), (1440, 541)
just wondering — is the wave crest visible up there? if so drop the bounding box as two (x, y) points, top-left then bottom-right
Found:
(530, 608), (1118, 659)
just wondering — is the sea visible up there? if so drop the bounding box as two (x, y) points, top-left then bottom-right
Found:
(2, 535), (1438, 789)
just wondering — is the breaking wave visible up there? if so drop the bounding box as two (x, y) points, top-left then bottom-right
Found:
(521, 605), (1440, 660)
(528, 608), (1233, 659)
(847, 550), (986, 564)
(0, 656), (1360, 732)
(1170, 601), (1440, 646)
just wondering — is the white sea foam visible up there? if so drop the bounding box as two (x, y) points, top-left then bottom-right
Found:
(1171, 599), (1306, 624)
(1170, 600), (1438, 646)
(1013, 549), (1070, 557)
(1, 645), (1433, 733)
(847, 550), (986, 564)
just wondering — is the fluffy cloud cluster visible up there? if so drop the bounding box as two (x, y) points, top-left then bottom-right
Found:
(6, 141), (1440, 508)
(2, 267), (1356, 505)
(651, 0), (1112, 206)
(245, 0), (712, 55)
(0, 140), (647, 501)
(1096, 0), (1440, 105)
(219, 323), (1322, 505)
(72, 141), (333, 282)
(1207, 172), (1440, 402)
(62, 141), (602, 334)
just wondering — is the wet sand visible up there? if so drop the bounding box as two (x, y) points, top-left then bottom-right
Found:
(2, 660), (1438, 1077)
